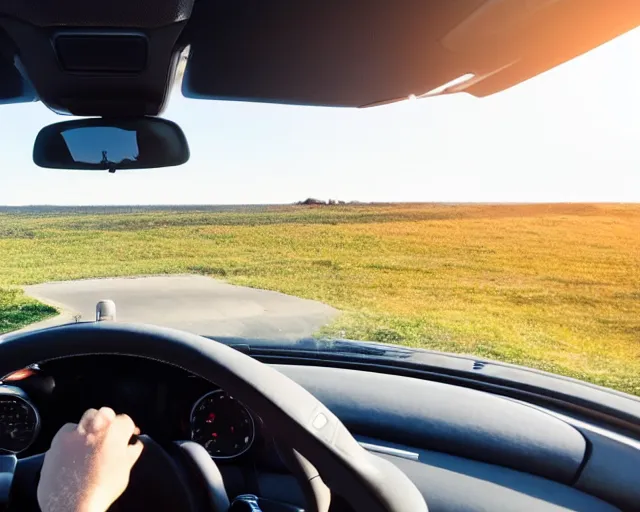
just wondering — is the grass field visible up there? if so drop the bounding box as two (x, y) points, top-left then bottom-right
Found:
(0, 203), (639, 394)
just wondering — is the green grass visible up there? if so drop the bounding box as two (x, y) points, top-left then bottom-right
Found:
(0, 288), (57, 333)
(0, 203), (639, 395)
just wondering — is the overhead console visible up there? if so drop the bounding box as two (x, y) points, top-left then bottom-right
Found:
(0, 0), (194, 115)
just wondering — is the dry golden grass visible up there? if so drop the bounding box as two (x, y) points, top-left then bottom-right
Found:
(0, 203), (638, 393)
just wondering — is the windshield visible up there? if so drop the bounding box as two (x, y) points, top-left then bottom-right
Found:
(0, 28), (639, 398)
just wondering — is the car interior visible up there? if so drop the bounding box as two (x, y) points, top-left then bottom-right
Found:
(1, 1), (640, 511)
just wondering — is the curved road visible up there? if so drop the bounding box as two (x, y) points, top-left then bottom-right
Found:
(21, 275), (338, 340)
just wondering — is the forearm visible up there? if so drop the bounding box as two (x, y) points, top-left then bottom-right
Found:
(39, 492), (106, 512)
(37, 469), (106, 512)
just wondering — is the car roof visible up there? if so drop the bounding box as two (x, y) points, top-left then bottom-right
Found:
(1, 0), (639, 116)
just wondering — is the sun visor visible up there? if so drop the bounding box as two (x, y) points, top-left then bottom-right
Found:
(463, 0), (640, 97)
(182, 0), (478, 107)
(183, 0), (640, 107)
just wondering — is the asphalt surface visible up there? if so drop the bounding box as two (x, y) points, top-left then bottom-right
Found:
(21, 275), (339, 340)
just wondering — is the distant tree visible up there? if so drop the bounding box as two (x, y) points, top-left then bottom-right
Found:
(298, 198), (326, 205)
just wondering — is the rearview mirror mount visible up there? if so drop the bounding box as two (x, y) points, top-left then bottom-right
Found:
(33, 117), (190, 172)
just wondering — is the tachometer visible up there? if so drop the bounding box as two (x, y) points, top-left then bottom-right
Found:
(190, 390), (255, 459)
(0, 388), (39, 454)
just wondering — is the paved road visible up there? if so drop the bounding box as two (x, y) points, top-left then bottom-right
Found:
(21, 275), (338, 340)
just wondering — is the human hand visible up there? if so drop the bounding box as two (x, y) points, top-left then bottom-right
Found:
(37, 407), (144, 512)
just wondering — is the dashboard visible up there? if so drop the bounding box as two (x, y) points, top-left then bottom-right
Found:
(1, 355), (638, 511)
(0, 355), (272, 465)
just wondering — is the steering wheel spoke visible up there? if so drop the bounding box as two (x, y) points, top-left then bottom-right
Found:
(0, 455), (16, 511)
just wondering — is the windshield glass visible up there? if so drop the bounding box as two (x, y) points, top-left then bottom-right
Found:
(1, 28), (639, 397)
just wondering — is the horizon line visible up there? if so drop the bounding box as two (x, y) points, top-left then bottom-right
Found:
(0, 201), (638, 208)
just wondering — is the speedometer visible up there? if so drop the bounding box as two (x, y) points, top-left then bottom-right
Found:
(190, 390), (255, 459)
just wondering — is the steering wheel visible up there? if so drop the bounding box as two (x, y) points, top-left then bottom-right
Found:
(0, 322), (428, 512)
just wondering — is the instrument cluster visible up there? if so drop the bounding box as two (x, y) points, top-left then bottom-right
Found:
(0, 357), (263, 462)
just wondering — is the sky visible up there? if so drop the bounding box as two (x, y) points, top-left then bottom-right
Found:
(2, 27), (640, 205)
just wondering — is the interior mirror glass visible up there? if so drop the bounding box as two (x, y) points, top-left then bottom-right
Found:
(33, 117), (189, 172)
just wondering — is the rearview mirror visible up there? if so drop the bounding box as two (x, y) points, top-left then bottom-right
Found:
(33, 117), (190, 172)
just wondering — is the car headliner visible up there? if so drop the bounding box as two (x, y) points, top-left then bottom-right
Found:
(0, 0), (639, 117)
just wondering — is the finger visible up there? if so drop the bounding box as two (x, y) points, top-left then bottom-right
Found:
(94, 406), (116, 430)
(126, 439), (144, 467)
(90, 407), (116, 433)
(77, 408), (98, 434)
(97, 406), (116, 422)
(109, 414), (136, 443)
(80, 407), (116, 434)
